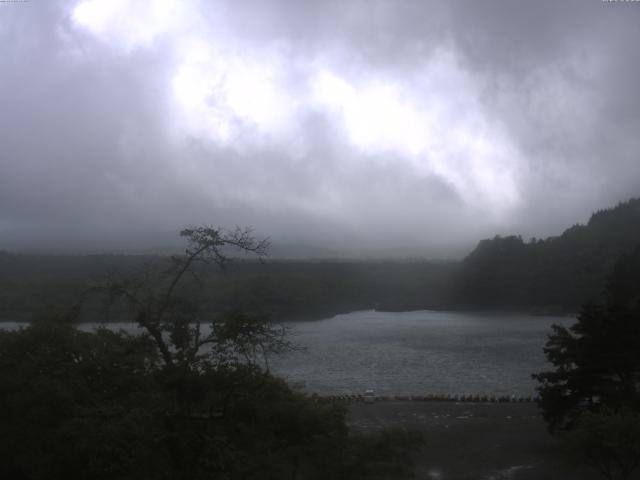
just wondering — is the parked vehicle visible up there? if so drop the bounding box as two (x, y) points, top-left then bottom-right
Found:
(364, 389), (376, 403)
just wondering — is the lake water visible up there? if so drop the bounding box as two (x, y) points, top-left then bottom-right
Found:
(2, 310), (572, 397)
(269, 310), (571, 397)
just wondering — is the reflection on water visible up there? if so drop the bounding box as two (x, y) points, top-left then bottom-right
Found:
(1, 310), (572, 396)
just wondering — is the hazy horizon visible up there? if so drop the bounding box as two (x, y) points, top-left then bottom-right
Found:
(0, 202), (612, 259)
(2, 1), (640, 256)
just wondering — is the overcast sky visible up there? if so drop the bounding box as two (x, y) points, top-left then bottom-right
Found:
(1, 0), (639, 256)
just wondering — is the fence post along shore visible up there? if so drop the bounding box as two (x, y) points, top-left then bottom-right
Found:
(320, 392), (537, 404)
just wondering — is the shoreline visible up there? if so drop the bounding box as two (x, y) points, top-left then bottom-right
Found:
(0, 305), (578, 324)
(347, 401), (597, 480)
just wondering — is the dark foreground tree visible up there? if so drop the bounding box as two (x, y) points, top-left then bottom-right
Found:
(0, 226), (423, 480)
(83, 226), (276, 370)
(0, 322), (164, 480)
(533, 246), (640, 479)
(562, 408), (640, 480)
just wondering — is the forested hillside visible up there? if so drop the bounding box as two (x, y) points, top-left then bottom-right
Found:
(0, 254), (456, 322)
(2, 198), (638, 321)
(454, 198), (640, 311)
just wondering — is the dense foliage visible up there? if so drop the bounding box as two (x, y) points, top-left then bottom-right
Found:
(0, 227), (423, 479)
(0, 320), (422, 480)
(455, 198), (640, 310)
(533, 246), (640, 479)
(533, 246), (640, 431)
(561, 408), (640, 480)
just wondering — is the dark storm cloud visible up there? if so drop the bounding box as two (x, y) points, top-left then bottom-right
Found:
(0, 0), (639, 255)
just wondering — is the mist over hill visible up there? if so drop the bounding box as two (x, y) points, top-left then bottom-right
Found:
(1, 197), (639, 321)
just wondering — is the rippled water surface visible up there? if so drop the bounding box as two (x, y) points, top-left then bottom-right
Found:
(2, 310), (571, 396)
(269, 310), (571, 396)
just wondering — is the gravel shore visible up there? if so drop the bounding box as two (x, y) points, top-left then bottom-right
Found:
(347, 401), (601, 480)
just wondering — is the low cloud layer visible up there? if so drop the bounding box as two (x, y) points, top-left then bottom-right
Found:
(1, 0), (639, 256)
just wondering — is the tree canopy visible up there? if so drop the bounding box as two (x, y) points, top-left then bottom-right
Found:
(533, 246), (640, 432)
(0, 226), (423, 480)
(533, 246), (640, 479)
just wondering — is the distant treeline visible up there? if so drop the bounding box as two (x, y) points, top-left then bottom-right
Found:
(454, 197), (640, 311)
(0, 253), (456, 322)
(2, 197), (639, 321)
